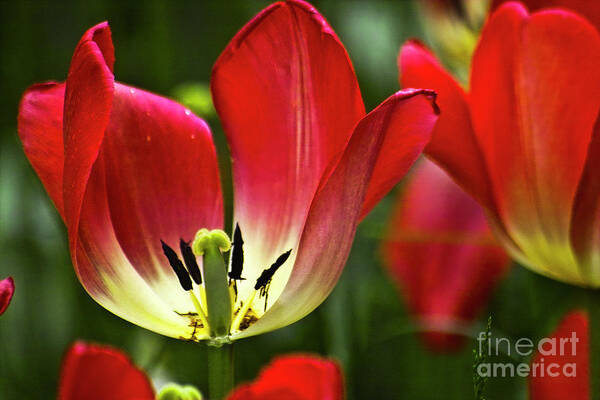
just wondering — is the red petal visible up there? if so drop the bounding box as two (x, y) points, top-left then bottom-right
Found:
(383, 160), (509, 352)
(211, 0), (365, 307)
(491, 0), (600, 32)
(58, 342), (154, 400)
(97, 83), (223, 285)
(63, 22), (115, 254)
(18, 82), (66, 219)
(398, 40), (495, 212)
(471, 4), (600, 281)
(227, 355), (343, 400)
(359, 84), (439, 219)
(529, 311), (589, 400)
(238, 90), (436, 338)
(0, 277), (15, 315)
(571, 119), (600, 279)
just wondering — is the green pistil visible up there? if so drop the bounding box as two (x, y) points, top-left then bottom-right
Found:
(192, 229), (232, 344)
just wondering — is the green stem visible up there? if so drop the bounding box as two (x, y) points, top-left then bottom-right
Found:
(207, 343), (234, 400)
(586, 289), (600, 400)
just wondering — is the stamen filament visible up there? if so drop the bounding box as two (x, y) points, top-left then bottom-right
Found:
(232, 289), (256, 332)
(189, 291), (209, 329)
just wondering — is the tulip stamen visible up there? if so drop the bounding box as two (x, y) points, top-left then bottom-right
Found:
(255, 249), (292, 312)
(180, 239), (202, 284)
(229, 223), (245, 282)
(161, 240), (193, 291)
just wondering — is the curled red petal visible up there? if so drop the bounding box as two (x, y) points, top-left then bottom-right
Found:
(383, 160), (509, 352)
(58, 341), (154, 400)
(63, 21), (115, 256)
(18, 82), (66, 219)
(227, 355), (343, 400)
(212, 0), (365, 310)
(237, 90), (436, 339)
(529, 311), (589, 400)
(0, 277), (15, 316)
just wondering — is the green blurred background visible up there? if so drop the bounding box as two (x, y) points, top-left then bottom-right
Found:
(0, 1), (589, 399)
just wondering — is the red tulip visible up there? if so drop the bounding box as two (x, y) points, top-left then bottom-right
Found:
(399, 2), (600, 287)
(491, 0), (600, 31)
(0, 277), (15, 315)
(529, 311), (588, 400)
(383, 160), (509, 352)
(58, 342), (154, 400)
(228, 355), (343, 400)
(19, 0), (438, 342)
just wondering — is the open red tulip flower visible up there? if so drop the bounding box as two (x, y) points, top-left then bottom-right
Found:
(0, 277), (15, 315)
(383, 160), (510, 352)
(228, 355), (343, 400)
(58, 342), (155, 400)
(529, 311), (589, 400)
(18, 0), (438, 343)
(399, 2), (600, 287)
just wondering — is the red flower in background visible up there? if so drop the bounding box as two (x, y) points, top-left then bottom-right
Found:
(228, 355), (343, 400)
(529, 311), (589, 400)
(383, 160), (509, 352)
(0, 277), (15, 315)
(491, 0), (600, 31)
(18, 0), (438, 342)
(58, 342), (154, 400)
(399, 2), (600, 287)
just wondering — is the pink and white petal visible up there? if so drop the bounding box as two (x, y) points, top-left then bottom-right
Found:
(18, 82), (66, 219)
(233, 90), (436, 339)
(398, 40), (495, 213)
(0, 277), (15, 316)
(571, 120), (600, 285)
(75, 160), (208, 341)
(98, 84), (222, 301)
(63, 22), (115, 255)
(211, 0), (365, 313)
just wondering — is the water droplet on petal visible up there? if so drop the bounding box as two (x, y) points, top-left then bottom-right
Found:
(185, 109), (191, 116)
(129, 88), (135, 94)
(190, 134), (196, 140)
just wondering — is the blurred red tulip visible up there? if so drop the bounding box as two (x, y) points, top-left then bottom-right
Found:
(491, 0), (600, 31)
(399, 3), (600, 287)
(228, 355), (344, 400)
(58, 342), (154, 400)
(529, 311), (589, 400)
(0, 277), (15, 315)
(383, 160), (509, 352)
(18, 0), (439, 343)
